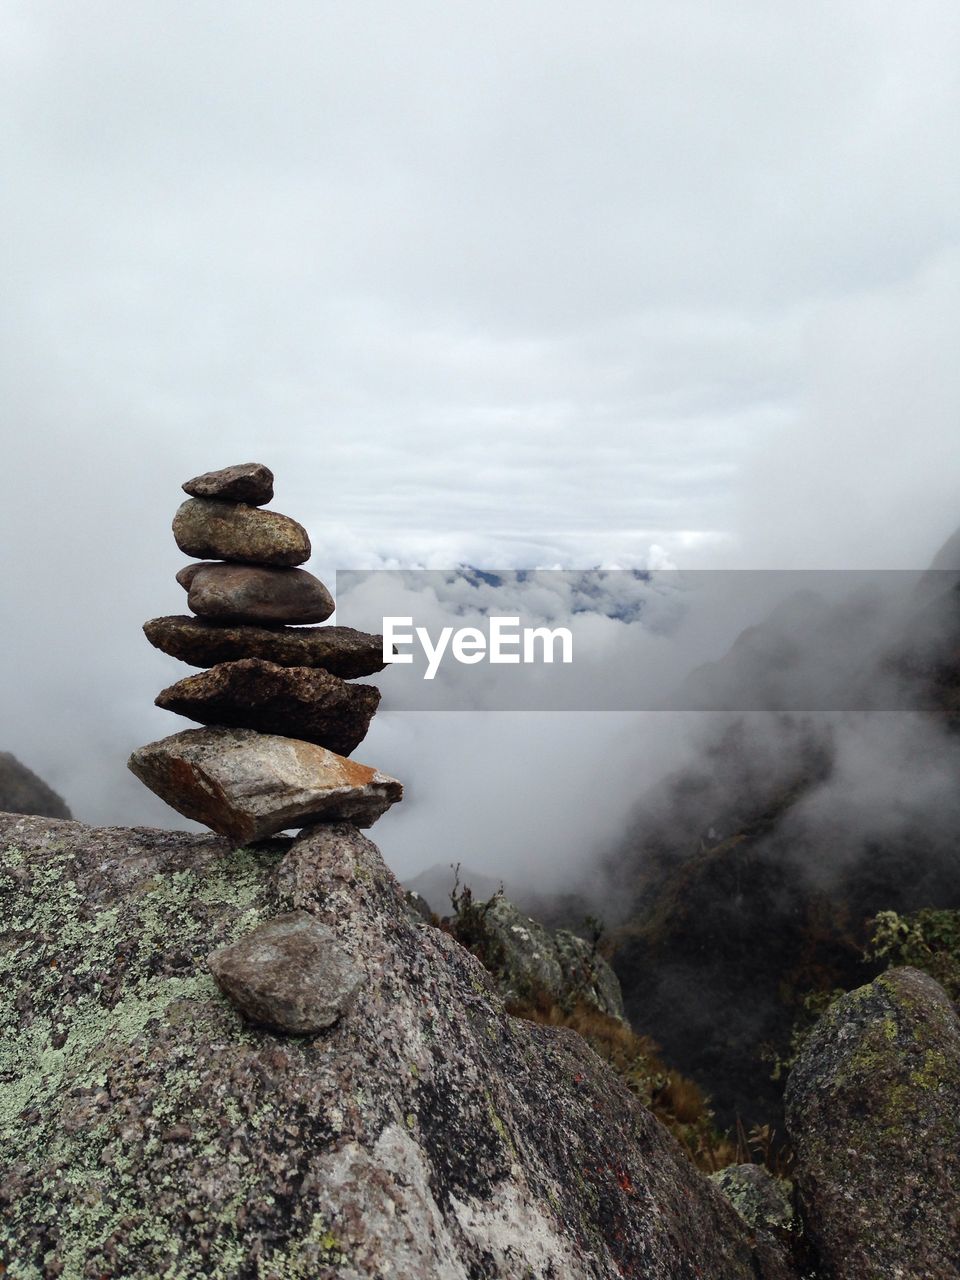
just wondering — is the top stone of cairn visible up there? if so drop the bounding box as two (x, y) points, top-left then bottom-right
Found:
(183, 462), (274, 506)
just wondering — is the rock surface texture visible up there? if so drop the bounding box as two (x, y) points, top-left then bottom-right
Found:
(172, 497), (311, 566)
(0, 812), (797, 1280)
(182, 461), (275, 505)
(185, 563), (335, 624)
(155, 659), (379, 754)
(785, 966), (960, 1280)
(143, 616), (388, 677)
(455, 895), (625, 1020)
(710, 1165), (794, 1234)
(128, 728), (402, 842)
(0, 752), (71, 820)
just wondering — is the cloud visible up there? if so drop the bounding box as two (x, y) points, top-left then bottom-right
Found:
(1, 0), (958, 883)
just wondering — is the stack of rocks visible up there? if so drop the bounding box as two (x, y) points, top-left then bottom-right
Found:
(129, 462), (402, 844)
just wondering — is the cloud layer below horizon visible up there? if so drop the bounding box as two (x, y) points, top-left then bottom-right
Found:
(2, 1), (959, 881)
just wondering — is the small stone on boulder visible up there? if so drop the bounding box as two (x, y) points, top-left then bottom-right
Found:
(127, 726), (402, 841)
(207, 910), (360, 1033)
(182, 462), (274, 506)
(143, 615), (388, 677)
(173, 498), (310, 567)
(186, 563), (335, 625)
(155, 658), (379, 755)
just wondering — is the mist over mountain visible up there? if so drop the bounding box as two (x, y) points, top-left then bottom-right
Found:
(570, 526), (960, 1130)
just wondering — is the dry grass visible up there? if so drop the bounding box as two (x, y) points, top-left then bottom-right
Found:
(506, 991), (738, 1172)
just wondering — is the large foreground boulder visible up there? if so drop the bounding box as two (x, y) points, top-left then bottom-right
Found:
(0, 812), (795, 1279)
(785, 966), (960, 1279)
(0, 752), (71, 819)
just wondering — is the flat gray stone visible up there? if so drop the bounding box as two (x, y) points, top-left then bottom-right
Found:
(143, 615), (388, 678)
(186, 563), (334, 625)
(127, 727), (402, 841)
(155, 658), (379, 754)
(182, 462), (274, 505)
(173, 498), (310, 567)
(207, 911), (360, 1033)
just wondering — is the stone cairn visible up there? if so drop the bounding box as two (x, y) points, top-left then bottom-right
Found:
(128, 462), (402, 1031)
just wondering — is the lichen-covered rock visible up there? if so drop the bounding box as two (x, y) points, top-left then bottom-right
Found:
(172, 498), (310, 566)
(207, 910), (361, 1033)
(155, 660), (379, 754)
(182, 462), (274, 506)
(128, 727), (401, 840)
(553, 926), (625, 1021)
(459, 896), (625, 1020)
(185, 563), (335, 625)
(785, 966), (960, 1279)
(144, 615), (388, 678)
(710, 1164), (794, 1233)
(0, 752), (71, 820)
(0, 813), (796, 1279)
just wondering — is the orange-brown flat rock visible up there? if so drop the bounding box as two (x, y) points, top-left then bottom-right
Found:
(127, 727), (402, 841)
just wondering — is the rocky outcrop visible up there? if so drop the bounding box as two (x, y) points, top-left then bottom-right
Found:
(785, 967), (960, 1279)
(0, 812), (796, 1279)
(452, 894), (625, 1021)
(0, 752), (71, 820)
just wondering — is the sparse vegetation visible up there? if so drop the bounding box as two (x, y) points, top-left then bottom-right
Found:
(868, 908), (960, 1001)
(442, 869), (742, 1171)
(505, 989), (738, 1171)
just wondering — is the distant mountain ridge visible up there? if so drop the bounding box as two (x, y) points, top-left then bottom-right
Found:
(0, 751), (71, 820)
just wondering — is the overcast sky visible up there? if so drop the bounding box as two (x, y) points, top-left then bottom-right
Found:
(2, 2), (959, 881)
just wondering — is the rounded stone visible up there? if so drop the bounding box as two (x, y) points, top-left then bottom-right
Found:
(182, 462), (274, 505)
(186, 563), (334, 625)
(172, 498), (310, 567)
(207, 911), (361, 1034)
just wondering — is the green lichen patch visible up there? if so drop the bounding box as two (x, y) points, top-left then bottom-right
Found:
(0, 833), (314, 1279)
